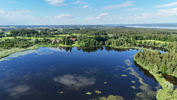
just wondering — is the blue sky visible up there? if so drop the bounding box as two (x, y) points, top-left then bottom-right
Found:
(0, 0), (177, 25)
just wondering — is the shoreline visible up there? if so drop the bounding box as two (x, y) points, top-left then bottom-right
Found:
(0, 43), (81, 59)
(0, 46), (39, 59)
(0, 44), (165, 60)
(108, 45), (161, 52)
(134, 60), (177, 100)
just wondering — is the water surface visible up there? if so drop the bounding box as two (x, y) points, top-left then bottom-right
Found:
(126, 26), (177, 29)
(0, 47), (163, 100)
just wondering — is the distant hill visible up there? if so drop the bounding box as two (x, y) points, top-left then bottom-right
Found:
(0, 23), (177, 30)
(105, 23), (177, 27)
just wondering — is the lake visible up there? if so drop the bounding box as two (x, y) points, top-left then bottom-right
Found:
(0, 47), (168, 100)
(126, 26), (177, 29)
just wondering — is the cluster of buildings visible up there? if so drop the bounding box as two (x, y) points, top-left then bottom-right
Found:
(48, 38), (76, 44)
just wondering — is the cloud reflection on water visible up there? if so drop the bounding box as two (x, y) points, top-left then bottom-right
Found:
(125, 59), (133, 66)
(54, 74), (96, 89)
(48, 48), (67, 52)
(6, 85), (30, 97)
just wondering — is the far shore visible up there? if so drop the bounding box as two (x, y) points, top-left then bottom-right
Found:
(0, 43), (166, 60)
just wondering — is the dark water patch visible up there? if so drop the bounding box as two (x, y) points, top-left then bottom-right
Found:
(134, 61), (158, 83)
(162, 74), (177, 87)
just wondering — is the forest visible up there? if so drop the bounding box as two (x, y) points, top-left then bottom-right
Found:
(1, 27), (177, 49)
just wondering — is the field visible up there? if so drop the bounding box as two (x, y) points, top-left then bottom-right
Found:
(137, 40), (169, 44)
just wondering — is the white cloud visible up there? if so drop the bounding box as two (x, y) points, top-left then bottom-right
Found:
(102, 1), (134, 10)
(124, 8), (141, 11)
(129, 7), (177, 20)
(45, 0), (66, 6)
(82, 5), (89, 8)
(89, 7), (93, 9)
(0, 9), (76, 25)
(45, 16), (52, 18)
(155, 2), (177, 7)
(73, 0), (87, 4)
(54, 14), (74, 20)
(119, 17), (122, 19)
(54, 75), (96, 90)
(0, 9), (53, 25)
(73, 0), (81, 4)
(0, 9), (33, 20)
(85, 13), (109, 20)
(7, 1), (18, 3)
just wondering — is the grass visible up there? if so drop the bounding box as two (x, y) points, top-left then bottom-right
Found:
(0, 46), (39, 59)
(72, 42), (80, 47)
(0, 41), (81, 60)
(171, 34), (177, 37)
(5, 32), (11, 34)
(56, 34), (70, 37)
(0, 36), (62, 40)
(0, 37), (14, 41)
(108, 34), (113, 37)
(137, 40), (170, 44)
(71, 33), (82, 36)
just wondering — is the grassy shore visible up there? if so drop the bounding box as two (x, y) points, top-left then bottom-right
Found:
(134, 60), (177, 100)
(0, 46), (39, 59)
(0, 42), (81, 59)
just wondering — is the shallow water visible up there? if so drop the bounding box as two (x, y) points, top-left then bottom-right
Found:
(0, 47), (164, 100)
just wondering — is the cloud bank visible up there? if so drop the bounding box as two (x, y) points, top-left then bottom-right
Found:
(130, 7), (177, 20)
(54, 14), (74, 20)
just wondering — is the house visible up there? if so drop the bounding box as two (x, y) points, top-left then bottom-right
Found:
(48, 39), (60, 44)
(70, 38), (76, 42)
(56, 39), (59, 43)
(52, 40), (55, 44)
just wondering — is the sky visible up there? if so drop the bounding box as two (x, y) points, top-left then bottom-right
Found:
(0, 0), (177, 25)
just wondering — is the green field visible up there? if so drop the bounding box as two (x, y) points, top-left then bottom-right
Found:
(0, 37), (14, 40)
(108, 34), (113, 37)
(137, 40), (169, 44)
(5, 32), (11, 34)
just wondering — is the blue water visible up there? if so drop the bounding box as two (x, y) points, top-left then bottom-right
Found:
(0, 47), (160, 100)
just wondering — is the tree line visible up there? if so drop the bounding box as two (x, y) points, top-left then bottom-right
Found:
(134, 42), (177, 77)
